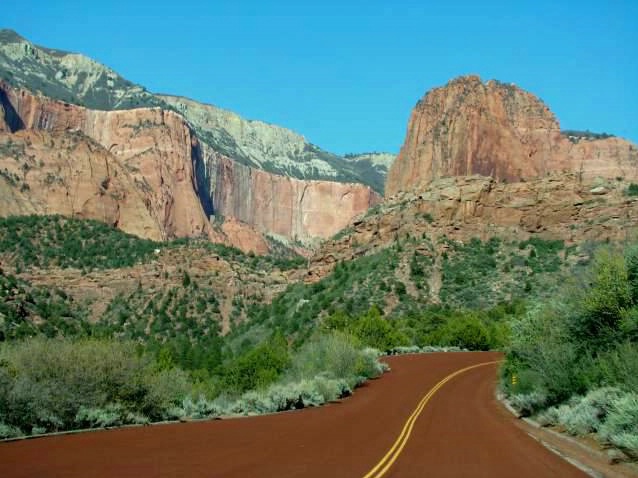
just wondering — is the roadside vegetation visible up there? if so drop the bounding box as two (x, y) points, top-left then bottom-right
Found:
(0, 331), (384, 438)
(0, 214), (611, 441)
(502, 244), (638, 459)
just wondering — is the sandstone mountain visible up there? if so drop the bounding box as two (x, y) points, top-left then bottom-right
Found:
(309, 76), (638, 284)
(386, 75), (638, 197)
(0, 30), (386, 248)
(0, 30), (393, 191)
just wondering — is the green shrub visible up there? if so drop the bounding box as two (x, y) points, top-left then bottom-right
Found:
(0, 422), (22, 439)
(574, 249), (631, 349)
(222, 334), (291, 394)
(505, 304), (584, 402)
(0, 338), (190, 433)
(287, 331), (386, 385)
(593, 342), (638, 391)
(625, 183), (638, 197)
(599, 393), (638, 456)
(349, 307), (408, 350)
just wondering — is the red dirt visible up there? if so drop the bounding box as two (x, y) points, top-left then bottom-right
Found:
(0, 352), (585, 477)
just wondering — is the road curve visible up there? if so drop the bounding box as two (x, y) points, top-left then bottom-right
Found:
(0, 352), (585, 478)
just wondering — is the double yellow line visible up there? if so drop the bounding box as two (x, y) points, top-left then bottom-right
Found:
(362, 360), (500, 478)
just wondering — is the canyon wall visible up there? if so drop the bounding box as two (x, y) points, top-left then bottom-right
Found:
(1, 82), (380, 248)
(387, 76), (638, 197)
(197, 144), (381, 243)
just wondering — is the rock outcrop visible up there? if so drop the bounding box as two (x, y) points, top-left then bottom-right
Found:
(309, 173), (638, 280)
(387, 76), (638, 196)
(0, 129), (163, 239)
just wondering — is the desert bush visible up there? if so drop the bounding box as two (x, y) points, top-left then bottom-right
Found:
(287, 332), (386, 385)
(599, 393), (638, 456)
(75, 404), (127, 428)
(0, 338), (190, 434)
(555, 387), (625, 435)
(538, 388), (638, 456)
(508, 391), (549, 417)
(169, 396), (221, 420)
(229, 376), (352, 416)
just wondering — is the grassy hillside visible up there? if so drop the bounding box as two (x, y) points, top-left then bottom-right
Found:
(224, 233), (578, 355)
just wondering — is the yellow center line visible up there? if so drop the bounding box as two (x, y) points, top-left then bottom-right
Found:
(362, 360), (501, 478)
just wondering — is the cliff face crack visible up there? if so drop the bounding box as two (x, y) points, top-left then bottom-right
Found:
(0, 84), (25, 132)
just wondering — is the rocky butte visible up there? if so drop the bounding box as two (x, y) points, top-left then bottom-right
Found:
(386, 75), (638, 197)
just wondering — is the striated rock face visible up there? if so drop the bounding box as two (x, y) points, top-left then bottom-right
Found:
(0, 82), (221, 243)
(197, 144), (381, 243)
(387, 76), (638, 196)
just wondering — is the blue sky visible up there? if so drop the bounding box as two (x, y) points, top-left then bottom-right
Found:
(4, 0), (637, 153)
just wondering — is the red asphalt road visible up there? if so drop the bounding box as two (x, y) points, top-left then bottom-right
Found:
(0, 352), (586, 477)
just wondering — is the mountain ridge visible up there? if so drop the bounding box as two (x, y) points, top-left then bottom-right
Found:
(0, 29), (394, 193)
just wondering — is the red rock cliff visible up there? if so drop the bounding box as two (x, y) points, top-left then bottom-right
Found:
(386, 76), (638, 196)
(0, 82), (219, 242)
(0, 82), (380, 247)
(199, 146), (381, 243)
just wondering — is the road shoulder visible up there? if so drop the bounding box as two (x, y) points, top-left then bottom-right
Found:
(498, 394), (638, 478)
